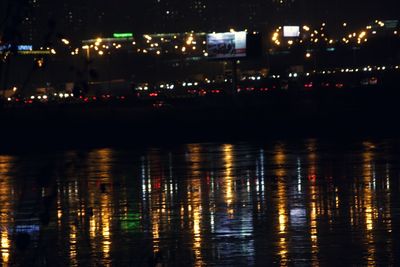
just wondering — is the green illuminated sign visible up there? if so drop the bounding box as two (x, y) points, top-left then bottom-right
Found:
(113, 33), (133, 38)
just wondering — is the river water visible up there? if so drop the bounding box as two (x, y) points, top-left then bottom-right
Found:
(0, 139), (399, 266)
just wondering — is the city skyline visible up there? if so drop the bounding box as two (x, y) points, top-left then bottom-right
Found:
(1, 0), (399, 45)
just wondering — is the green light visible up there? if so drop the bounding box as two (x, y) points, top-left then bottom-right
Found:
(120, 212), (140, 232)
(113, 33), (133, 38)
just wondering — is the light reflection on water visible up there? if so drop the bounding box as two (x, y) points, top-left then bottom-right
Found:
(0, 140), (399, 266)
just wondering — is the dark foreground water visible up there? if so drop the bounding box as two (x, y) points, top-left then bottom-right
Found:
(1, 139), (400, 266)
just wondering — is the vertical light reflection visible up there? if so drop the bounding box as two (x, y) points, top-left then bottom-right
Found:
(223, 144), (234, 207)
(297, 158), (302, 192)
(307, 142), (319, 267)
(0, 155), (14, 264)
(101, 194), (111, 260)
(362, 142), (376, 266)
(87, 148), (113, 265)
(274, 145), (288, 266)
(69, 224), (78, 266)
(187, 144), (204, 266)
(0, 231), (9, 264)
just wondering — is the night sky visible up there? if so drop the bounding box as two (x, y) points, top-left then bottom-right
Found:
(1, 0), (399, 43)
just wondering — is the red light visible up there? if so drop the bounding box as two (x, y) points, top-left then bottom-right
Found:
(308, 174), (317, 181)
(92, 96), (97, 100)
(304, 82), (313, 88)
(199, 90), (207, 96)
(149, 93), (158, 97)
(335, 83), (344, 88)
(120, 96), (125, 100)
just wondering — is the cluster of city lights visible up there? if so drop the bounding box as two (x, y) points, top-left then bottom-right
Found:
(272, 20), (398, 48)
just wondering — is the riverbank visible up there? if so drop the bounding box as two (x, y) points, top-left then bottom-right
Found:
(1, 87), (400, 152)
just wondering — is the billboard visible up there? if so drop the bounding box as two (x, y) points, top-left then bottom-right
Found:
(206, 32), (247, 59)
(283, 26), (300, 37)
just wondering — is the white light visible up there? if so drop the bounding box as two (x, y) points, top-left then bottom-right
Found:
(64, 93), (69, 98)
(30, 96), (35, 99)
(43, 95), (48, 99)
(59, 93), (64, 98)
(7, 97), (11, 101)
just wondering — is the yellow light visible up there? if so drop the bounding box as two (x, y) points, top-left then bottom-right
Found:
(181, 47), (186, 52)
(96, 38), (102, 43)
(61, 38), (70, 45)
(306, 52), (311, 58)
(50, 49), (56, 54)
(359, 31), (366, 39)
(303, 25), (310, 31)
(343, 22), (347, 27)
(156, 51), (161, 55)
(186, 36), (194, 45)
(230, 28), (235, 33)
(82, 45), (89, 49)
(287, 40), (293, 45)
(98, 50), (104, 55)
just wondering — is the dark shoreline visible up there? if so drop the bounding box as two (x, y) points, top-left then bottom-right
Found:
(1, 87), (400, 153)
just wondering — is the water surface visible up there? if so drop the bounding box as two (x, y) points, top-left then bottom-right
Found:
(0, 139), (399, 266)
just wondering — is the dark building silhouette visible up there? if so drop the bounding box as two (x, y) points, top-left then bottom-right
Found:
(3, 0), (399, 45)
